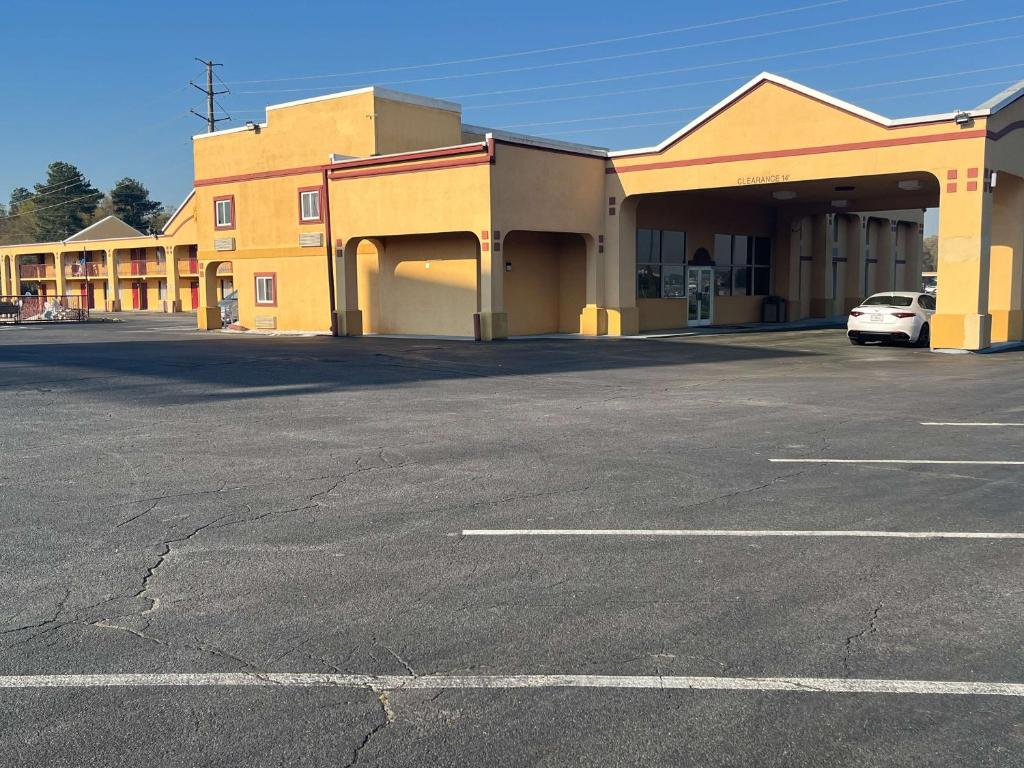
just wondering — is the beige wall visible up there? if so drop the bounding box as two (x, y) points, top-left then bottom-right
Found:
(367, 233), (479, 337)
(503, 231), (587, 335)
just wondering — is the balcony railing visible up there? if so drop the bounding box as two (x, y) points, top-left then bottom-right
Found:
(65, 263), (107, 278)
(117, 261), (166, 277)
(19, 264), (55, 279)
(177, 258), (199, 275)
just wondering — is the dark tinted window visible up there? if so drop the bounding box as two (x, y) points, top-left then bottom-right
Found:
(863, 295), (914, 307)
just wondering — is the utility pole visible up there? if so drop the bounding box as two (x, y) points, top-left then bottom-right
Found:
(190, 58), (230, 133)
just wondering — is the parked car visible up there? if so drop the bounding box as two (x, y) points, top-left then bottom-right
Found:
(219, 290), (238, 326)
(847, 292), (935, 347)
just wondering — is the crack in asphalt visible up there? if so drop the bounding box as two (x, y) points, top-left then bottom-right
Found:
(842, 601), (883, 678)
(344, 691), (395, 767)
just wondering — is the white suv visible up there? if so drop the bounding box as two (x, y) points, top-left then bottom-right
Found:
(847, 292), (935, 347)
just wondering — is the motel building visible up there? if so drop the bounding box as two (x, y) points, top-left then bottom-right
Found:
(3, 72), (1023, 351)
(0, 210), (233, 314)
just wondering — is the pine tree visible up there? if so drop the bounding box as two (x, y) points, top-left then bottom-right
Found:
(32, 162), (102, 241)
(110, 177), (162, 233)
(0, 189), (40, 245)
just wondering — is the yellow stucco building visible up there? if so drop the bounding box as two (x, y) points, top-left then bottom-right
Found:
(4, 72), (1022, 351)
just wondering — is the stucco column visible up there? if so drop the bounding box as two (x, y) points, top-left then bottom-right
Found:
(334, 239), (363, 336)
(12, 255), (22, 296)
(844, 216), (867, 311)
(932, 181), (993, 350)
(165, 246), (181, 312)
(0, 255), (8, 296)
(476, 229), (507, 341)
(988, 171), (1024, 342)
(106, 249), (121, 311)
(580, 233), (607, 336)
(873, 220), (896, 294)
(53, 252), (66, 298)
(603, 197), (639, 335)
(808, 214), (831, 318)
(196, 260), (221, 330)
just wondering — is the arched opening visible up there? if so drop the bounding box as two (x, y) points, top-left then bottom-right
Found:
(342, 232), (480, 337)
(197, 259), (232, 330)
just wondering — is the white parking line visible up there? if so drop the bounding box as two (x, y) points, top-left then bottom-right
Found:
(769, 459), (1024, 465)
(0, 673), (1020, 696)
(459, 529), (1024, 540)
(921, 422), (1024, 427)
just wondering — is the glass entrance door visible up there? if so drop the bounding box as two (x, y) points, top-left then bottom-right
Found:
(687, 266), (713, 326)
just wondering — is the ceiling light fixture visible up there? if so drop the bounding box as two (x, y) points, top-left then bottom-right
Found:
(831, 199), (849, 208)
(772, 190), (797, 200)
(897, 180), (922, 191)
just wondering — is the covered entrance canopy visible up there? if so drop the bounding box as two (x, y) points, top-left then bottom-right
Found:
(602, 73), (1024, 349)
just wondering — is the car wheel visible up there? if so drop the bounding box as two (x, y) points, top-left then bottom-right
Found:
(915, 323), (931, 348)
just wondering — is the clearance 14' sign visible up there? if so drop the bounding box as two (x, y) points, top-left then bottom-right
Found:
(737, 173), (791, 185)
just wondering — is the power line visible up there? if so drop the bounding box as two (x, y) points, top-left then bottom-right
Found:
(235, 0), (965, 97)
(223, 0), (851, 85)
(447, 15), (1024, 102)
(493, 32), (1024, 129)
(0, 192), (103, 221)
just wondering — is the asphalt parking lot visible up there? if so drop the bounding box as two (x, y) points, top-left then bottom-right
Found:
(1, 314), (1022, 767)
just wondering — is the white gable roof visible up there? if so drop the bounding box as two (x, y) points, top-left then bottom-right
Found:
(608, 72), (992, 158)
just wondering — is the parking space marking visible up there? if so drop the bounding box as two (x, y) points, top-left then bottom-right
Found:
(459, 529), (1024, 540)
(770, 459), (1024, 465)
(921, 422), (1024, 427)
(1, 673), (1021, 696)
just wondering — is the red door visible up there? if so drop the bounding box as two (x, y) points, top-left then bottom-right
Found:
(132, 282), (148, 310)
(190, 281), (199, 310)
(39, 283), (47, 298)
(80, 282), (95, 310)
(131, 283), (140, 310)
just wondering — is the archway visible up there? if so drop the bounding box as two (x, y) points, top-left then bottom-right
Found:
(502, 230), (588, 335)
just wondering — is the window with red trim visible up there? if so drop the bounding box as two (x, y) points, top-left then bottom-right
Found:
(298, 188), (322, 223)
(214, 196), (235, 230)
(254, 273), (276, 306)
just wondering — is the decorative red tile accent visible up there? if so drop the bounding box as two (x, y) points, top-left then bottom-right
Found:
(947, 170), (958, 180)
(493, 230), (501, 240)
(608, 197), (616, 205)
(609, 207), (616, 216)
(493, 242), (501, 252)
(967, 167), (979, 178)
(598, 245), (604, 254)
(598, 235), (604, 244)
(481, 231), (489, 240)
(947, 183), (957, 193)
(481, 242), (489, 251)
(966, 181), (978, 192)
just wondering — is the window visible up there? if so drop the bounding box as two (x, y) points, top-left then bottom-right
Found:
(918, 294), (936, 311)
(713, 234), (772, 296)
(299, 188), (322, 223)
(255, 273), (276, 306)
(636, 228), (686, 299)
(214, 196), (234, 230)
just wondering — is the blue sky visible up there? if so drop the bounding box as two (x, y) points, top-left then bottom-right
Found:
(2, 0), (1021, 230)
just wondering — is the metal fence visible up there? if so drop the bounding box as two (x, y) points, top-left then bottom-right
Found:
(0, 295), (90, 323)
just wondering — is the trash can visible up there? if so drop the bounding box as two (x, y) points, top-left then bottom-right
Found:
(762, 296), (787, 323)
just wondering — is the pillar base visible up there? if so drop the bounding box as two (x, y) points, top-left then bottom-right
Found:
(579, 305), (608, 336)
(931, 312), (991, 351)
(333, 309), (363, 337)
(106, 299), (121, 312)
(808, 298), (830, 318)
(475, 311), (508, 341)
(197, 307), (222, 331)
(606, 306), (639, 336)
(990, 309), (1023, 343)
(165, 299), (182, 314)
